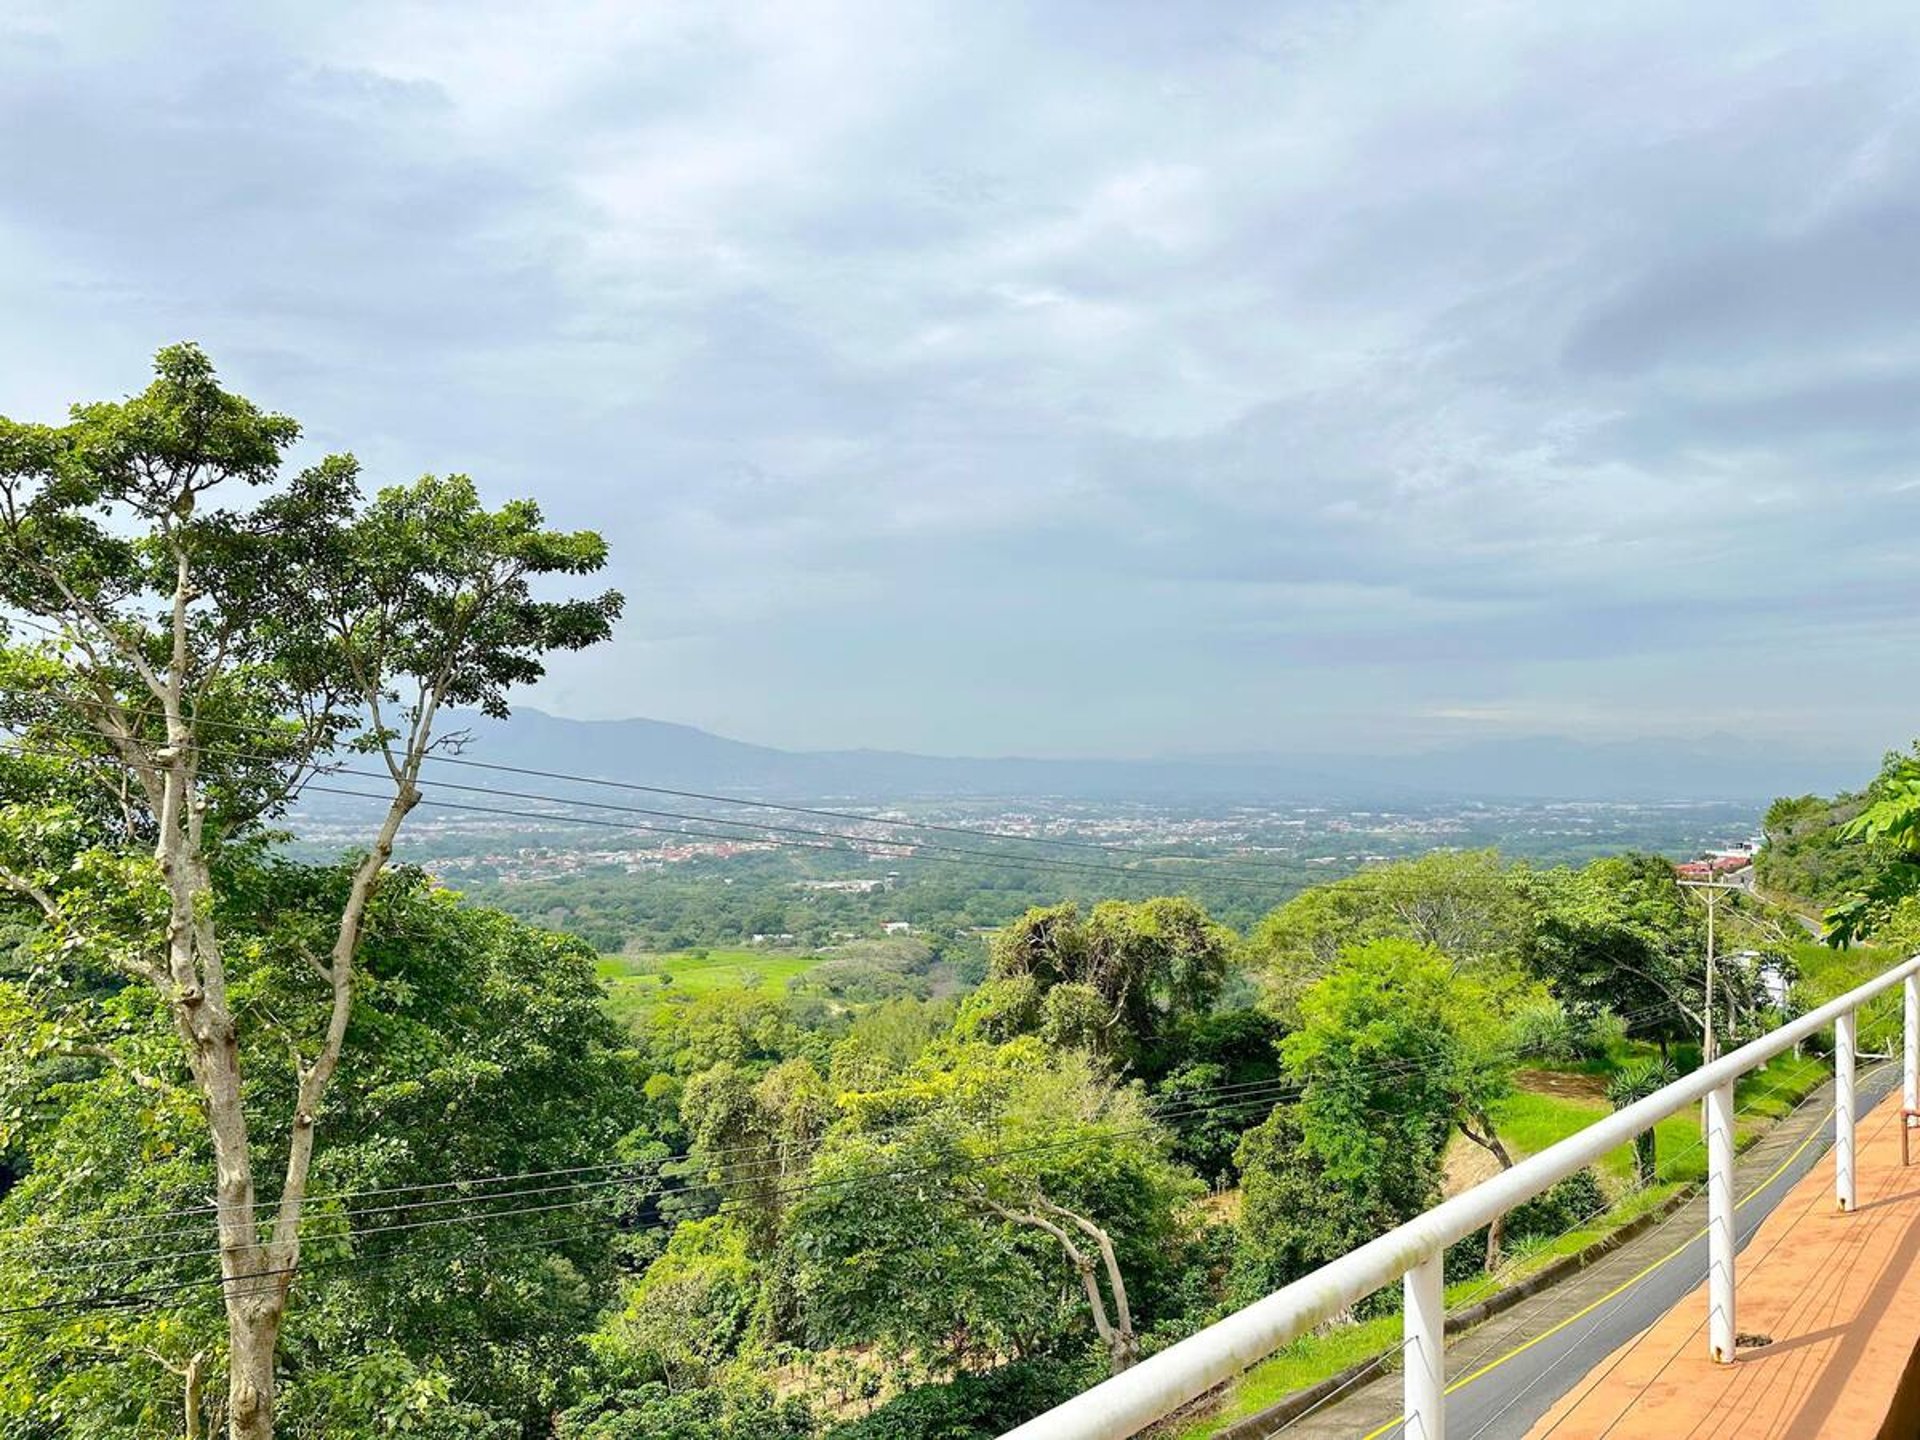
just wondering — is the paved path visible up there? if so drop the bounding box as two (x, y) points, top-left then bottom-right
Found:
(1271, 1063), (1894, 1440)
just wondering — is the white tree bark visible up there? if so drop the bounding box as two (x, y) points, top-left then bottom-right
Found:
(983, 1196), (1138, 1373)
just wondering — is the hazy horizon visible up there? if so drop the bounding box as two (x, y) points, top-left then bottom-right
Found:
(421, 705), (1872, 804)
(484, 703), (1880, 770)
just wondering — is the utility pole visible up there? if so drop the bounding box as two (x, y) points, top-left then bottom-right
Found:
(1680, 868), (1746, 1064)
(1705, 881), (1716, 1061)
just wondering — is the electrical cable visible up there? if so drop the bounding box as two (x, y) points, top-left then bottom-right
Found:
(10, 1000), (1691, 1262)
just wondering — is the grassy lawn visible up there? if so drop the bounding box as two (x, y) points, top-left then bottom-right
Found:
(1494, 1049), (1830, 1186)
(596, 948), (826, 1028)
(1167, 1316), (1401, 1439)
(1169, 1048), (1834, 1439)
(1490, 1090), (1699, 1186)
(1793, 942), (1908, 1050)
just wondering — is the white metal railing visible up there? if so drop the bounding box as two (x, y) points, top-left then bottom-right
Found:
(1001, 954), (1920, 1440)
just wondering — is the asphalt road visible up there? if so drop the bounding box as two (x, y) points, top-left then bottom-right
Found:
(1413, 1064), (1896, 1440)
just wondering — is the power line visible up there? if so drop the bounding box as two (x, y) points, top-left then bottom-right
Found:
(5, 998), (1696, 1312)
(7, 1061), (1429, 1268)
(0, 645), (1563, 883)
(0, 667), (1318, 875)
(3, 613), (1766, 917)
(8, 722), (1663, 924)
(3, 727), (1570, 906)
(0, 1071), (1378, 1325)
(8, 996), (1692, 1261)
(9, 1069), (1315, 1252)
(304, 785), (1294, 891)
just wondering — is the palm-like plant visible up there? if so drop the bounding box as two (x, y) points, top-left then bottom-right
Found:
(1607, 1059), (1678, 1187)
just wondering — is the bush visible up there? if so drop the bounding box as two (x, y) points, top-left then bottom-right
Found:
(1508, 1167), (1607, 1243)
(824, 1359), (1093, 1440)
(1513, 1002), (1624, 1063)
(1446, 1168), (1609, 1280)
(557, 1382), (811, 1440)
(1576, 1007), (1627, 1058)
(593, 1217), (758, 1388)
(1510, 1002), (1581, 1063)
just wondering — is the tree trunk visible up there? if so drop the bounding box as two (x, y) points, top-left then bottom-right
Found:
(1042, 1199), (1137, 1371)
(183, 1351), (207, 1440)
(983, 1196), (1137, 1375)
(1460, 1113), (1517, 1272)
(226, 1301), (284, 1440)
(1635, 1130), (1657, 1188)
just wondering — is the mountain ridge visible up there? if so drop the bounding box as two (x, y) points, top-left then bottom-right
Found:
(432, 709), (1864, 804)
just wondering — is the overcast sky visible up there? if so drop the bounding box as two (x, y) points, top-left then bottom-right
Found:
(5, 3), (1919, 762)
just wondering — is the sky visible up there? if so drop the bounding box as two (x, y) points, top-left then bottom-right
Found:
(4, 2), (1920, 764)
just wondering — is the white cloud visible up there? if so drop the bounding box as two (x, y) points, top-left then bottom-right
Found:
(3, 1), (1919, 761)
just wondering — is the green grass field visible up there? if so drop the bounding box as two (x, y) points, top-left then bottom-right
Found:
(1490, 1049), (1829, 1186)
(596, 948), (827, 1028)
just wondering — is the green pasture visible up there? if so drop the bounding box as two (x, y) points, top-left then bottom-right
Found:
(596, 948), (827, 1028)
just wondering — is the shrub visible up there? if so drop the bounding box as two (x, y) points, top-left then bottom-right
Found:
(1575, 1007), (1627, 1058)
(1447, 1168), (1609, 1280)
(1510, 1002), (1580, 1063)
(557, 1382), (811, 1440)
(1513, 1001), (1625, 1063)
(824, 1359), (1093, 1440)
(1508, 1167), (1607, 1242)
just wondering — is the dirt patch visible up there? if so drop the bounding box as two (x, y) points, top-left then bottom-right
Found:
(1443, 1132), (1504, 1197)
(1516, 1068), (1609, 1103)
(1195, 1187), (1244, 1223)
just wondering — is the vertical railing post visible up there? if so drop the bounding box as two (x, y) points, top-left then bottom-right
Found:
(1706, 1080), (1736, 1362)
(1837, 1009), (1858, 1213)
(1404, 1252), (1445, 1440)
(1904, 974), (1918, 1114)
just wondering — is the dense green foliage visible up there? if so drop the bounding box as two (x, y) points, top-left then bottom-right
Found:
(1759, 791), (1885, 910)
(1755, 744), (1920, 945)
(7, 819), (1785, 1439)
(1243, 850), (1531, 1019)
(0, 871), (639, 1439)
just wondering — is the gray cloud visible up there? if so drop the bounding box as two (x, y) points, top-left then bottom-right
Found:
(4, 1), (1919, 763)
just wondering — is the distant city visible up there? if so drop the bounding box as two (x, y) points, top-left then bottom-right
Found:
(290, 792), (1765, 889)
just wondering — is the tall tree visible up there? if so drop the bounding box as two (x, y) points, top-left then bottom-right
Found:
(1524, 854), (1708, 1054)
(1819, 746), (1920, 944)
(789, 1038), (1198, 1378)
(1245, 850), (1530, 1020)
(986, 898), (1231, 1064)
(0, 345), (620, 1439)
(1280, 939), (1522, 1269)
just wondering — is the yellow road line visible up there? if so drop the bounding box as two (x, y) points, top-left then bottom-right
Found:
(1352, 1076), (1871, 1440)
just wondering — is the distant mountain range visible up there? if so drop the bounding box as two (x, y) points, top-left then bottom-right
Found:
(406, 709), (1867, 805)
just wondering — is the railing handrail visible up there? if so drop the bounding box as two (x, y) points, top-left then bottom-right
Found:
(1000, 952), (1920, 1440)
